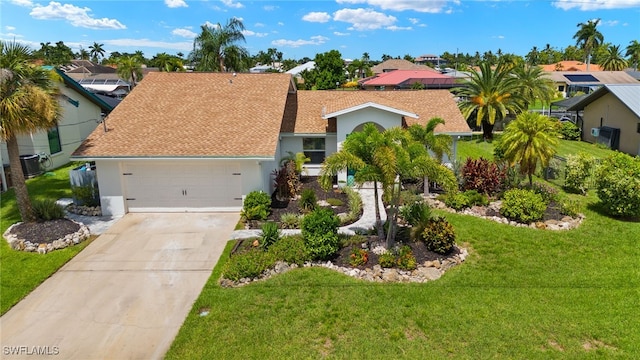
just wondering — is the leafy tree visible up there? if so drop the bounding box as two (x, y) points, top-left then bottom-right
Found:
(513, 64), (555, 110)
(302, 50), (345, 90)
(150, 52), (184, 72)
(0, 41), (61, 222)
(562, 45), (584, 61)
(454, 61), (524, 140)
(626, 40), (640, 71)
(573, 18), (604, 71)
(525, 46), (540, 66)
(381, 54), (393, 61)
(77, 47), (90, 60)
(89, 42), (105, 62)
(346, 59), (371, 80)
(407, 117), (453, 194)
(601, 44), (628, 71)
(189, 17), (249, 72)
(500, 112), (558, 187)
(403, 54), (414, 62)
(116, 55), (143, 87)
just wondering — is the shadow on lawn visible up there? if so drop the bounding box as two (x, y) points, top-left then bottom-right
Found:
(586, 201), (640, 223)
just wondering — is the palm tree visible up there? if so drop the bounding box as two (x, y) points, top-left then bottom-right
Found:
(625, 40), (640, 71)
(601, 44), (628, 71)
(454, 61), (525, 140)
(407, 117), (452, 194)
(116, 55), (143, 87)
(525, 46), (539, 66)
(573, 18), (604, 71)
(189, 17), (249, 72)
(513, 64), (555, 110)
(77, 47), (90, 60)
(500, 112), (558, 187)
(88, 42), (105, 63)
(0, 41), (61, 222)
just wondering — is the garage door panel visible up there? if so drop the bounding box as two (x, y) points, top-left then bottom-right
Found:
(123, 162), (243, 211)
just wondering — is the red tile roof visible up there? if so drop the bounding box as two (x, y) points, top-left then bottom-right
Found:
(361, 70), (455, 87)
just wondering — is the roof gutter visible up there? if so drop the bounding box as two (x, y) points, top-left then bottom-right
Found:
(70, 155), (275, 162)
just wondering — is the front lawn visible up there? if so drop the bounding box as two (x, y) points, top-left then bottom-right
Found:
(167, 189), (639, 358)
(457, 135), (615, 162)
(0, 163), (93, 315)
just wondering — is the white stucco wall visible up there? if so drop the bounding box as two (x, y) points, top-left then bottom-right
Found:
(335, 108), (404, 146)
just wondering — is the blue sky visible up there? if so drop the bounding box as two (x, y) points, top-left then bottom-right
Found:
(1, 0), (639, 61)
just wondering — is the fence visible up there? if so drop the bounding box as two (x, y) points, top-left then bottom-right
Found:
(542, 155), (600, 190)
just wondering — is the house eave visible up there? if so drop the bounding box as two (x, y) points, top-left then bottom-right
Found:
(322, 102), (419, 120)
(70, 155), (275, 161)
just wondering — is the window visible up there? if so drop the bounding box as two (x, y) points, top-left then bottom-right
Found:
(303, 138), (325, 164)
(637, 122), (640, 134)
(48, 126), (62, 154)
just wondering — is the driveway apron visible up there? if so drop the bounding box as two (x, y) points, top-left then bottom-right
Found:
(1, 213), (238, 360)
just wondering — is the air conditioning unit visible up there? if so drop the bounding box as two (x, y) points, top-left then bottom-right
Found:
(591, 128), (600, 137)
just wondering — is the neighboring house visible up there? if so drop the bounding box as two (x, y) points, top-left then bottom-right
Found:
(414, 54), (446, 67)
(286, 61), (316, 76)
(371, 59), (434, 74)
(544, 71), (638, 97)
(71, 72), (472, 216)
(359, 70), (456, 90)
(566, 84), (640, 156)
(250, 64), (276, 73)
(0, 69), (114, 191)
(541, 61), (603, 72)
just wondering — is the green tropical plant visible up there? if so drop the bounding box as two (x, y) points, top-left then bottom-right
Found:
(116, 55), (143, 88)
(32, 199), (65, 221)
(301, 208), (340, 260)
(241, 190), (271, 221)
(625, 40), (640, 71)
(421, 217), (456, 254)
(500, 112), (559, 187)
(281, 151), (310, 175)
(565, 153), (595, 195)
(601, 44), (628, 71)
(190, 18), (249, 72)
(0, 41), (61, 222)
(454, 61), (525, 140)
(260, 222), (281, 250)
(88, 42), (105, 62)
(408, 117), (453, 194)
(513, 64), (555, 110)
(268, 235), (310, 266)
(595, 152), (640, 218)
(573, 18), (604, 71)
(500, 188), (546, 223)
(299, 188), (317, 213)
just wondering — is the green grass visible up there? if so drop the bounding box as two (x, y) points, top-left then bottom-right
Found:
(457, 135), (616, 162)
(0, 162), (93, 315)
(167, 189), (639, 359)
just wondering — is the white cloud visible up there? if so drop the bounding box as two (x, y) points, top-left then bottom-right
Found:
(408, 18), (419, 24)
(552, 0), (640, 10)
(302, 12), (331, 23)
(30, 2), (126, 30)
(221, 0), (244, 9)
(492, 35), (505, 39)
(271, 35), (329, 48)
(602, 20), (620, 26)
(263, 5), (276, 11)
(9, 0), (33, 7)
(165, 0), (187, 8)
(386, 25), (411, 31)
(242, 30), (268, 37)
(203, 21), (220, 28)
(5, 26), (16, 31)
(334, 31), (350, 36)
(102, 38), (192, 51)
(336, 0), (454, 13)
(1, 32), (23, 38)
(278, 22), (284, 26)
(254, 22), (265, 27)
(333, 8), (396, 31)
(172, 28), (197, 38)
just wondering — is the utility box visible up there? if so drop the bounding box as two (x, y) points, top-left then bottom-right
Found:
(19, 154), (41, 178)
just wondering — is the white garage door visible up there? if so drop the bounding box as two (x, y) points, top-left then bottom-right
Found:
(123, 162), (243, 212)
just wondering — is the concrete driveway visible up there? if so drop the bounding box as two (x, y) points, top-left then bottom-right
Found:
(1, 212), (238, 360)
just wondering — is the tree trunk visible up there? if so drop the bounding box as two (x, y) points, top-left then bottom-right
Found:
(482, 121), (494, 141)
(423, 176), (430, 195)
(6, 135), (36, 222)
(385, 180), (401, 249)
(373, 181), (384, 239)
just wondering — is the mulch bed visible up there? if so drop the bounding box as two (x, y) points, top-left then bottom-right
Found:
(7, 219), (81, 244)
(250, 176), (353, 228)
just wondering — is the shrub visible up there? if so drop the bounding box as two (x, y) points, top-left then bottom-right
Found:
(559, 197), (581, 217)
(396, 245), (417, 270)
(260, 221), (281, 250)
(500, 189), (546, 223)
(272, 161), (300, 200)
(342, 187), (363, 224)
(223, 248), (275, 281)
(595, 152), (640, 218)
(442, 192), (469, 211)
(530, 182), (560, 204)
(268, 235), (310, 266)
(349, 247), (369, 266)
(461, 157), (507, 196)
(71, 184), (100, 207)
(379, 251), (396, 268)
(400, 190), (424, 206)
(301, 208), (340, 260)
(564, 153), (594, 195)
(279, 213), (302, 229)
(421, 216), (456, 254)
(559, 121), (581, 141)
(399, 201), (432, 241)
(463, 189), (489, 207)
(326, 198), (344, 207)
(299, 188), (317, 213)
(241, 191), (271, 221)
(33, 199), (65, 221)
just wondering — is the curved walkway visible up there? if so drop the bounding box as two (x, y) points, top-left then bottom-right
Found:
(231, 183), (386, 239)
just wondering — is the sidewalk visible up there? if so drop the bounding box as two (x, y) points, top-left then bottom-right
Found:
(56, 198), (122, 235)
(230, 183), (385, 239)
